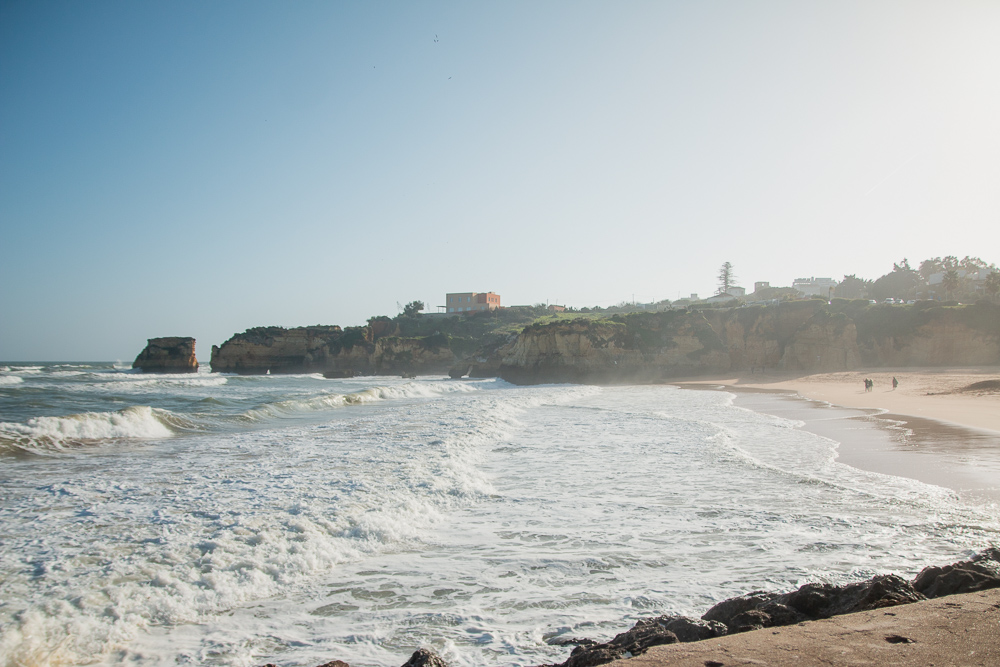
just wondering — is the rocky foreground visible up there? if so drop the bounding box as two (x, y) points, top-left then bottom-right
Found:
(261, 549), (1000, 667)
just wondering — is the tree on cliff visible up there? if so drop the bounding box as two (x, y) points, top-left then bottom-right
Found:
(402, 300), (425, 317)
(942, 270), (961, 300)
(871, 260), (921, 301)
(835, 274), (871, 299)
(985, 271), (1000, 302)
(717, 262), (737, 295)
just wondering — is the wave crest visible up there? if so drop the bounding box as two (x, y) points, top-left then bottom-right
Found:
(240, 380), (482, 421)
(0, 406), (179, 454)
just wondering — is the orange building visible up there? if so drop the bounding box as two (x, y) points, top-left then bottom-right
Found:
(446, 292), (501, 313)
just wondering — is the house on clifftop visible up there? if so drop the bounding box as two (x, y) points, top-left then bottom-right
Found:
(446, 292), (501, 313)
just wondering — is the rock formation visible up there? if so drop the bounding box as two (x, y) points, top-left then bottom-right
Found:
(210, 302), (999, 380)
(497, 313), (732, 384)
(543, 549), (1000, 667)
(210, 327), (464, 376)
(132, 337), (198, 373)
(485, 301), (999, 385)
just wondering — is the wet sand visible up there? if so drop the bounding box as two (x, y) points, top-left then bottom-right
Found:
(675, 368), (1000, 503)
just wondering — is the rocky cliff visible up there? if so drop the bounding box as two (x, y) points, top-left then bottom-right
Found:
(488, 301), (998, 385)
(206, 302), (999, 380)
(853, 303), (1000, 366)
(496, 312), (731, 384)
(374, 335), (460, 375)
(209, 326), (464, 375)
(132, 337), (199, 373)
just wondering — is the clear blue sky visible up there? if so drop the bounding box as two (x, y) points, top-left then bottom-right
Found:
(2, 1), (998, 361)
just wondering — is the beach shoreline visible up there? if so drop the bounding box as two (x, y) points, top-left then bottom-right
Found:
(674, 367), (1000, 503)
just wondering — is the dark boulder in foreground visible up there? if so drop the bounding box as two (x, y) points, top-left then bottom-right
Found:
(544, 552), (999, 667)
(547, 617), (680, 667)
(913, 547), (1000, 598)
(702, 574), (925, 633)
(400, 649), (449, 667)
(132, 337), (198, 373)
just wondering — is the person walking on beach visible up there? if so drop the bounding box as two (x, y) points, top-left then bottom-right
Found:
(892, 376), (898, 390)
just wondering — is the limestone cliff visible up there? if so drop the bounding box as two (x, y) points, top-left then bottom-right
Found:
(497, 312), (731, 384)
(210, 326), (373, 374)
(703, 301), (862, 373)
(374, 334), (459, 374)
(210, 326), (464, 375)
(854, 303), (1000, 367)
(133, 337), (199, 373)
(207, 302), (999, 380)
(491, 302), (997, 385)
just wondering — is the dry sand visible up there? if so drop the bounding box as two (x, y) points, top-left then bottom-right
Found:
(614, 587), (1000, 667)
(680, 367), (1000, 433)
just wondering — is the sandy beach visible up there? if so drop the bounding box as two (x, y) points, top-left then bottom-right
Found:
(676, 367), (1000, 503)
(679, 367), (1000, 432)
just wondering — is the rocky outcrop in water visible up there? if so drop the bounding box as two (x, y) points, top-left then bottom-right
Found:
(132, 337), (198, 373)
(210, 326), (366, 374)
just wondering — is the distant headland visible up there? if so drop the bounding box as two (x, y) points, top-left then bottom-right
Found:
(135, 299), (999, 383)
(134, 255), (1000, 382)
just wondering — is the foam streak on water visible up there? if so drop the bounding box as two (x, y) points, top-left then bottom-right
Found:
(0, 364), (997, 667)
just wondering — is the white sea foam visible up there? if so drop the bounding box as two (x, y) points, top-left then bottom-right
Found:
(0, 379), (996, 667)
(0, 405), (176, 451)
(239, 380), (485, 421)
(0, 375), (24, 386)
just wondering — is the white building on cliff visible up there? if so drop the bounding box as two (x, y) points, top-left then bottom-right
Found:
(792, 277), (838, 298)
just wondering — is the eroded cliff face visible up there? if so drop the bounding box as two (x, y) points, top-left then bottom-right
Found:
(856, 307), (1000, 367)
(492, 301), (999, 385)
(373, 336), (460, 374)
(209, 327), (462, 375)
(133, 337), (199, 373)
(206, 303), (999, 380)
(497, 313), (732, 384)
(210, 326), (374, 374)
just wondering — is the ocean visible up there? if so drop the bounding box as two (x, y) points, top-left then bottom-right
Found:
(1, 363), (997, 667)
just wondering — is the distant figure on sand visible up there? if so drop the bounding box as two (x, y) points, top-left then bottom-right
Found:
(892, 376), (898, 390)
(864, 378), (873, 392)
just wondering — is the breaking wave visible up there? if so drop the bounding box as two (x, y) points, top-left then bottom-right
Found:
(238, 380), (484, 421)
(0, 406), (186, 454)
(0, 375), (24, 386)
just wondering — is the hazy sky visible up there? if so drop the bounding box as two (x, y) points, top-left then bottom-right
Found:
(2, 1), (998, 361)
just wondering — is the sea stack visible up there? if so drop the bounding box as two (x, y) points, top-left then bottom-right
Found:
(132, 337), (199, 373)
